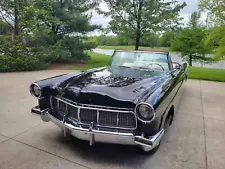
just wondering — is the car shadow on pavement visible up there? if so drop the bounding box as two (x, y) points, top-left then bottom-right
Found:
(55, 134), (154, 167)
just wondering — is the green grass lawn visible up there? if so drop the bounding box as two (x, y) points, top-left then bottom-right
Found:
(64, 52), (225, 82)
(98, 45), (170, 51)
(63, 52), (111, 70)
(188, 66), (225, 82)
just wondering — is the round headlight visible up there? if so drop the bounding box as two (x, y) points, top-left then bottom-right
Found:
(135, 103), (155, 122)
(30, 83), (42, 98)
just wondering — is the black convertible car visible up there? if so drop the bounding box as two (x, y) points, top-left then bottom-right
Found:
(30, 50), (188, 153)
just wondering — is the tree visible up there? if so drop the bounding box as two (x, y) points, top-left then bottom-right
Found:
(140, 31), (159, 47)
(0, 0), (100, 72)
(95, 35), (119, 46)
(158, 31), (176, 47)
(98, 0), (186, 50)
(199, 0), (225, 25)
(199, 0), (225, 59)
(171, 12), (212, 66)
(206, 26), (225, 60)
(0, 19), (13, 35)
(31, 0), (100, 62)
(116, 32), (135, 45)
(0, 0), (28, 39)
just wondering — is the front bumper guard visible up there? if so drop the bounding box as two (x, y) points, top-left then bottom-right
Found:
(36, 108), (165, 150)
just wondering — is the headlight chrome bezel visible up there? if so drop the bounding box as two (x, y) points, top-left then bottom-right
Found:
(30, 83), (42, 98)
(135, 102), (155, 123)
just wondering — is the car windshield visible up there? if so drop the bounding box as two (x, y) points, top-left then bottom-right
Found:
(110, 51), (169, 71)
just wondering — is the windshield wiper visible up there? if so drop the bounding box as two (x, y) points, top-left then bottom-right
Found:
(133, 66), (154, 72)
(115, 65), (154, 71)
(116, 65), (132, 68)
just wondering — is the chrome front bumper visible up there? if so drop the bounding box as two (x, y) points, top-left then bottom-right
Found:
(39, 108), (165, 151)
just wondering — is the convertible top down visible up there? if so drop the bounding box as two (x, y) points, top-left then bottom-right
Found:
(30, 50), (188, 153)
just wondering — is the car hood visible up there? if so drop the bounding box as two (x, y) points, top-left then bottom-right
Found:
(56, 66), (166, 104)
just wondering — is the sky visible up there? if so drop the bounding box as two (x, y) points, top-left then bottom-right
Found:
(91, 0), (205, 30)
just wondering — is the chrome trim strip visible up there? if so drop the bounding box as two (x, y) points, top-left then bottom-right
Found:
(116, 112), (119, 126)
(57, 99), (59, 111)
(54, 113), (134, 136)
(57, 96), (131, 111)
(78, 107), (81, 123)
(50, 96), (53, 109)
(97, 110), (99, 126)
(56, 97), (132, 113)
(66, 103), (68, 114)
(63, 114), (66, 123)
(52, 96), (137, 130)
(134, 129), (165, 148)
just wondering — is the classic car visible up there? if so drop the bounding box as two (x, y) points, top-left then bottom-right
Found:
(30, 50), (188, 153)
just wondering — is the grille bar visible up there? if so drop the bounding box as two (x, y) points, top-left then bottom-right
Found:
(52, 96), (137, 130)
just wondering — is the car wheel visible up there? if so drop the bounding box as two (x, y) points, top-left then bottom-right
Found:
(139, 141), (161, 154)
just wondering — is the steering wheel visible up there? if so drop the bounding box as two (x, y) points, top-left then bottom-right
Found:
(147, 63), (165, 71)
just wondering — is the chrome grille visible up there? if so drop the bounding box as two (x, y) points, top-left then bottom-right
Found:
(51, 96), (137, 130)
(80, 108), (97, 123)
(59, 101), (67, 113)
(118, 113), (136, 128)
(99, 111), (117, 127)
(68, 105), (78, 120)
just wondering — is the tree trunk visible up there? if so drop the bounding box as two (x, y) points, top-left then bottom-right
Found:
(14, 0), (19, 38)
(135, 0), (143, 51)
(189, 55), (193, 66)
(135, 36), (140, 50)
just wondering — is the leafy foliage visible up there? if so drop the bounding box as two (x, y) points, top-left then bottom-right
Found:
(199, 0), (225, 59)
(171, 12), (212, 66)
(0, 0), (99, 72)
(158, 31), (176, 47)
(98, 0), (186, 50)
(90, 32), (159, 47)
(206, 26), (225, 60)
(199, 0), (225, 25)
(139, 32), (159, 47)
(0, 54), (49, 72)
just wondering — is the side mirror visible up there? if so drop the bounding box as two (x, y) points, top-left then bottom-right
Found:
(183, 63), (188, 69)
(172, 62), (182, 70)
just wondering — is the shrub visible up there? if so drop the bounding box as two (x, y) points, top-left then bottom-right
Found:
(0, 54), (50, 72)
(0, 36), (54, 72)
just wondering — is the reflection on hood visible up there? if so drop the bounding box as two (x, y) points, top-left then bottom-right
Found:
(56, 66), (167, 104)
(59, 66), (162, 89)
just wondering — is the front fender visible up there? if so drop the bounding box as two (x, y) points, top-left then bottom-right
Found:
(136, 74), (173, 136)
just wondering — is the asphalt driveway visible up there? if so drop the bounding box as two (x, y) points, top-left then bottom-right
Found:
(0, 70), (225, 169)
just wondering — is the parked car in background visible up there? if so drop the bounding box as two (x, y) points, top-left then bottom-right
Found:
(30, 50), (188, 153)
